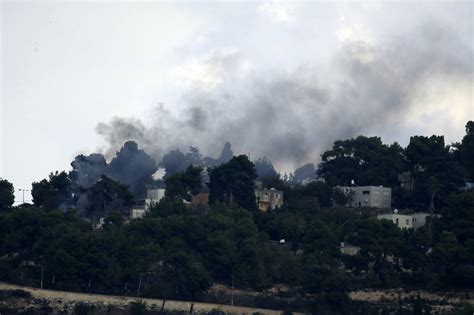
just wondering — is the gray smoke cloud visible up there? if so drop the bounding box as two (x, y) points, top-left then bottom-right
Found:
(96, 21), (473, 171)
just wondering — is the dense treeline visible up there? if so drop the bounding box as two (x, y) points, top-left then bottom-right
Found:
(0, 122), (473, 312)
(0, 191), (473, 301)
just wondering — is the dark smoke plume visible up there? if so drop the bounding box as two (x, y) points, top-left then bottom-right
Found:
(71, 141), (157, 198)
(107, 141), (157, 196)
(95, 21), (473, 172)
(70, 154), (107, 189)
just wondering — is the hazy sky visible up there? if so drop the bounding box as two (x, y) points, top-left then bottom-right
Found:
(1, 1), (473, 204)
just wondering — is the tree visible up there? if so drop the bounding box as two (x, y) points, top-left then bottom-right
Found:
(182, 165), (203, 195)
(0, 178), (14, 209)
(164, 173), (187, 200)
(290, 181), (332, 208)
(442, 191), (474, 244)
(318, 136), (406, 187)
(209, 155), (258, 211)
(165, 165), (203, 200)
(32, 171), (73, 210)
(406, 135), (465, 209)
(459, 121), (474, 181)
(427, 176), (440, 240)
(160, 149), (190, 178)
(85, 175), (134, 218)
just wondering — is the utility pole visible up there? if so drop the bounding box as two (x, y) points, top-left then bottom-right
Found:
(137, 275), (143, 298)
(231, 276), (234, 306)
(18, 189), (30, 204)
(40, 264), (44, 289)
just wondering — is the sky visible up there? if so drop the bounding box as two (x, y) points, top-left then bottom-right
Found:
(1, 1), (473, 204)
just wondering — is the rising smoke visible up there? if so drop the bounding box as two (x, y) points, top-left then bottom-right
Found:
(95, 21), (473, 172)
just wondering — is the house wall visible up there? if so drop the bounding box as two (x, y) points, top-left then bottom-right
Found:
(131, 208), (146, 219)
(255, 188), (283, 211)
(338, 186), (391, 208)
(377, 212), (429, 230)
(147, 188), (166, 201)
(130, 188), (166, 219)
(411, 213), (429, 229)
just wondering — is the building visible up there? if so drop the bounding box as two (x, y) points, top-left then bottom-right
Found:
(377, 212), (430, 230)
(340, 242), (361, 256)
(336, 186), (391, 209)
(191, 192), (209, 208)
(255, 188), (283, 212)
(130, 188), (166, 219)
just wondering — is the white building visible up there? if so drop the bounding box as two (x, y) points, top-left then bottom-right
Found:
(336, 186), (391, 209)
(130, 188), (166, 219)
(377, 212), (430, 230)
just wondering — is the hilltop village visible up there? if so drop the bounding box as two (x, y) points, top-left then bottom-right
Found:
(0, 121), (473, 314)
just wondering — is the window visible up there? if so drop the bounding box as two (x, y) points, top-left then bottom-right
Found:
(396, 218), (399, 225)
(362, 190), (370, 195)
(406, 219), (409, 225)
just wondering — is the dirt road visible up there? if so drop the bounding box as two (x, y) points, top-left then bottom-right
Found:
(0, 282), (293, 314)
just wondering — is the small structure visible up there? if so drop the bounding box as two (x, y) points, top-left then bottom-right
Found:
(461, 182), (474, 191)
(377, 211), (430, 230)
(335, 185), (391, 209)
(191, 192), (209, 208)
(340, 242), (361, 256)
(255, 187), (283, 212)
(130, 188), (165, 219)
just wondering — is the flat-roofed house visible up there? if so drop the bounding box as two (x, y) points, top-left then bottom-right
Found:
(336, 186), (391, 209)
(130, 188), (165, 219)
(377, 212), (430, 230)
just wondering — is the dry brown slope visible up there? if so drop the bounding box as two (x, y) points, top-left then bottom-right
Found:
(0, 282), (299, 314)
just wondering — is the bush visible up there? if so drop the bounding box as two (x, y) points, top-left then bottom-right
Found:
(73, 302), (96, 315)
(129, 300), (147, 315)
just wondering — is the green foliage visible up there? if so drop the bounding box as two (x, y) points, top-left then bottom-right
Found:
(318, 136), (406, 187)
(0, 178), (15, 210)
(209, 155), (258, 211)
(3, 120), (474, 305)
(442, 191), (474, 243)
(459, 121), (474, 181)
(406, 135), (465, 209)
(86, 175), (134, 216)
(32, 171), (73, 210)
(165, 165), (203, 200)
(148, 197), (187, 218)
